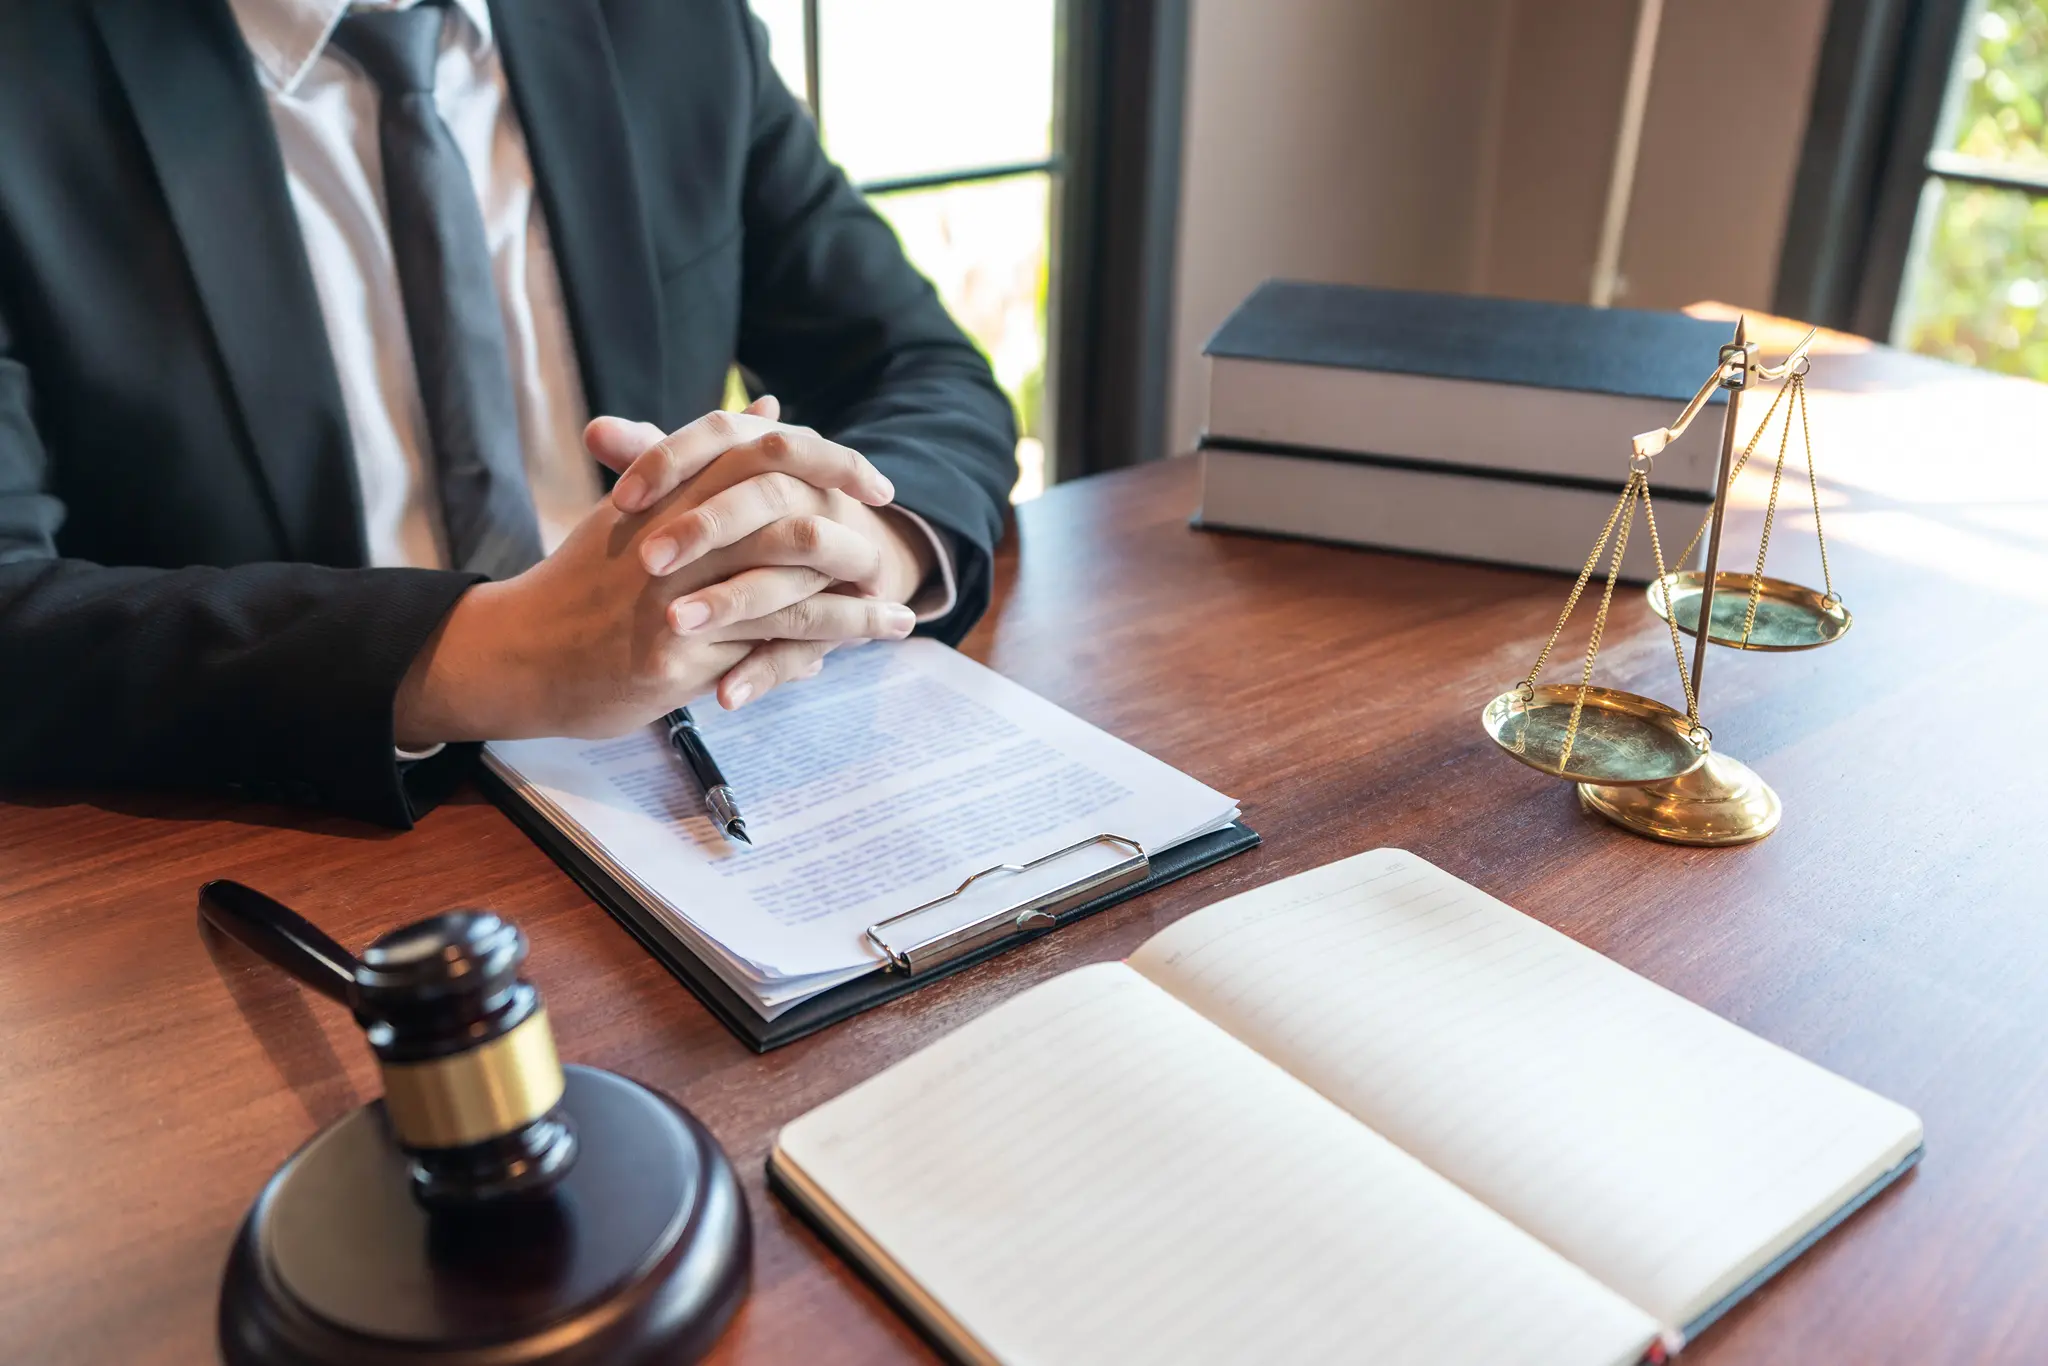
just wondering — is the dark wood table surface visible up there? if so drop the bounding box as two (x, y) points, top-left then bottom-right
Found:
(4, 315), (2045, 1365)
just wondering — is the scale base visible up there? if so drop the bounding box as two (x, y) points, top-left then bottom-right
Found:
(1577, 750), (1782, 847)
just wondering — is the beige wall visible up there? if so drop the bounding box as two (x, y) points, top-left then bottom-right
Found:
(1170, 0), (1512, 456)
(1168, 0), (1829, 458)
(1618, 0), (1830, 309)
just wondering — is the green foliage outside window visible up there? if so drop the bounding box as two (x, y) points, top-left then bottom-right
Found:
(1951, 0), (2048, 167)
(1898, 0), (2048, 379)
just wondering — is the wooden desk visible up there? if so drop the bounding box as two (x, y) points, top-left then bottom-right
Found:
(3, 325), (2045, 1365)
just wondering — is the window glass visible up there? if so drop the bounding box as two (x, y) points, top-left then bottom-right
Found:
(745, 0), (1058, 499)
(748, 0), (811, 107)
(1941, 0), (2048, 170)
(1896, 179), (2048, 376)
(817, 0), (1056, 186)
(870, 174), (1052, 500)
(1898, 0), (2048, 381)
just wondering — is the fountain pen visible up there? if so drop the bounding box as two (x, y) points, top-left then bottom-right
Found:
(663, 707), (751, 845)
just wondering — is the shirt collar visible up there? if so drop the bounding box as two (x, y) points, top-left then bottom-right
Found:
(226, 0), (496, 96)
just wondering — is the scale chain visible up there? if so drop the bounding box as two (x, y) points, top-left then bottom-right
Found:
(1677, 375), (1791, 569)
(1797, 376), (1837, 605)
(1639, 479), (1701, 731)
(1519, 476), (1637, 697)
(1738, 366), (1802, 645)
(1559, 474), (1640, 771)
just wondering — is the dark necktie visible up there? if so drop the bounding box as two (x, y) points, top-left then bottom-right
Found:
(331, 3), (544, 578)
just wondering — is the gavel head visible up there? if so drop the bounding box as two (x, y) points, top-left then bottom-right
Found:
(352, 911), (578, 1208)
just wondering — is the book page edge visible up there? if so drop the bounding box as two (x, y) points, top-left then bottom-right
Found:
(1671, 1138), (1925, 1348)
(768, 1142), (1002, 1366)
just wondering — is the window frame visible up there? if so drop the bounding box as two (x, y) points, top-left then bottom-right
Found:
(781, 0), (1189, 486)
(795, 0), (1064, 198)
(1773, 0), (2048, 341)
(1777, 0), (1965, 337)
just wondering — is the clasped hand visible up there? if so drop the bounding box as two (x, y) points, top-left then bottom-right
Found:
(394, 396), (931, 748)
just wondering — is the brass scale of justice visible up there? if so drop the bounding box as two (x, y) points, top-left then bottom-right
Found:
(1481, 317), (1846, 846)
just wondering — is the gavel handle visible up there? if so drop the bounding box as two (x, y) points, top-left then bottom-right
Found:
(200, 880), (361, 1008)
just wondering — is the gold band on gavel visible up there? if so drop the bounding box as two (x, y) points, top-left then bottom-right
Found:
(378, 1008), (565, 1150)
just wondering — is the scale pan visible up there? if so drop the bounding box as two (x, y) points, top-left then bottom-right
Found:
(1649, 571), (1851, 651)
(1482, 684), (1710, 787)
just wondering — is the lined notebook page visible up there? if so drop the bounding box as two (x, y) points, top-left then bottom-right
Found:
(1129, 850), (1924, 1331)
(774, 963), (1656, 1366)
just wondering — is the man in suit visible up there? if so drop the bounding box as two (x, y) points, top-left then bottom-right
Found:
(0, 0), (1017, 826)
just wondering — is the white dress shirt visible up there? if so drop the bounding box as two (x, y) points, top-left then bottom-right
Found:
(224, 0), (955, 613)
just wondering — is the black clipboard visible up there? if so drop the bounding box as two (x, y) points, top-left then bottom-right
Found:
(478, 763), (1259, 1051)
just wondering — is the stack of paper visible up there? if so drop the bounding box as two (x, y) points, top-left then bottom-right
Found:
(485, 641), (1239, 1017)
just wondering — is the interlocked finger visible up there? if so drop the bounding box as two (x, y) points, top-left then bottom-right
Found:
(664, 516), (884, 630)
(667, 566), (831, 635)
(610, 413), (893, 525)
(717, 638), (839, 709)
(717, 590), (917, 644)
(586, 395), (780, 490)
(605, 408), (781, 513)
(642, 470), (826, 574)
(747, 513), (884, 583)
(583, 416), (666, 472)
(692, 428), (892, 508)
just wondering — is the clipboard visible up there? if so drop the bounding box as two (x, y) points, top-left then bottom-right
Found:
(477, 764), (1259, 1051)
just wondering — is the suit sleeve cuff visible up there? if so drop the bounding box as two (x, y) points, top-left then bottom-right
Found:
(887, 506), (959, 623)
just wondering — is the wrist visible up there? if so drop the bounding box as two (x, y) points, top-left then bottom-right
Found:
(872, 505), (937, 605)
(394, 580), (522, 747)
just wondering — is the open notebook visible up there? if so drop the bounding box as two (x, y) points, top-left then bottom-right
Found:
(481, 641), (1252, 1047)
(771, 849), (1923, 1366)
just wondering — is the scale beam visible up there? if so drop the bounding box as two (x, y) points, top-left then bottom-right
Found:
(1630, 359), (1737, 460)
(1755, 326), (1819, 381)
(1627, 325), (1815, 462)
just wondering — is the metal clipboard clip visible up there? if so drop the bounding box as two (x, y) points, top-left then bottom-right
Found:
(864, 833), (1150, 977)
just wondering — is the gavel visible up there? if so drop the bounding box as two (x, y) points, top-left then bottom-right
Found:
(200, 881), (749, 1366)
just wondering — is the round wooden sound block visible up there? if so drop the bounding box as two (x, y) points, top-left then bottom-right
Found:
(220, 1066), (749, 1365)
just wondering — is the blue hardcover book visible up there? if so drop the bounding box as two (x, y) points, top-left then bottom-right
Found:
(1196, 283), (1742, 577)
(1202, 281), (1737, 496)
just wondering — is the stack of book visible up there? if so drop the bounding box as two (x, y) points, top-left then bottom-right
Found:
(1194, 282), (1738, 579)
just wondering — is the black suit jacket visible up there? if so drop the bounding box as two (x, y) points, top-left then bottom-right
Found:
(0, 0), (1017, 826)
